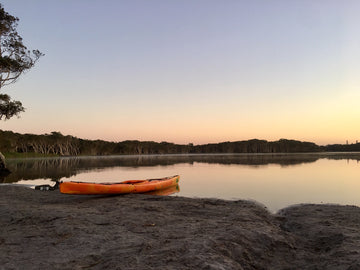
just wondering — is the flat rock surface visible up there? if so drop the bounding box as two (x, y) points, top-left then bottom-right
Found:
(1, 186), (360, 269)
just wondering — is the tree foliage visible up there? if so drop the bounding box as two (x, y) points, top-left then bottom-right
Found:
(0, 4), (43, 120)
(0, 93), (24, 120)
(0, 130), (325, 156)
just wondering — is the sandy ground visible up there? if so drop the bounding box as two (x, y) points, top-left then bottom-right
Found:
(1, 186), (360, 270)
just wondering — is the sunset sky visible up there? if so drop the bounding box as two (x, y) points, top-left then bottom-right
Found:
(1, 0), (359, 145)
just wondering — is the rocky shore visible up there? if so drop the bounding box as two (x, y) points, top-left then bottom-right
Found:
(1, 185), (360, 269)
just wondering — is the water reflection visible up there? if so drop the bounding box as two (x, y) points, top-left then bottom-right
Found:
(2, 153), (360, 212)
(144, 185), (180, 196)
(2, 153), (359, 183)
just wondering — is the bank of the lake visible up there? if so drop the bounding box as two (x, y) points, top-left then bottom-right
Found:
(1, 186), (360, 269)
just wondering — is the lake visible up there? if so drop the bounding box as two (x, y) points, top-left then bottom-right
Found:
(1, 153), (359, 212)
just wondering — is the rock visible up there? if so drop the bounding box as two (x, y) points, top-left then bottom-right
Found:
(2, 186), (360, 269)
(0, 152), (5, 168)
(0, 152), (11, 175)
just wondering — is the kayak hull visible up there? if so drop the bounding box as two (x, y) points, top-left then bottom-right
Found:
(59, 175), (180, 195)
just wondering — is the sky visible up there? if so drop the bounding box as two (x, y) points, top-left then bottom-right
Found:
(1, 0), (360, 145)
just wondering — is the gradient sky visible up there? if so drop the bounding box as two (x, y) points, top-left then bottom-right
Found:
(1, 0), (359, 145)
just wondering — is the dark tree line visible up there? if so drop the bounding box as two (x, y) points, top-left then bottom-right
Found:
(0, 130), (327, 156)
(0, 130), (192, 156)
(325, 143), (360, 152)
(191, 139), (321, 153)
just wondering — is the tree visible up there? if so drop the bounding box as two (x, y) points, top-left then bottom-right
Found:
(0, 93), (24, 120)
(0, 3), (43, 120)
(0, 4), (43, 174)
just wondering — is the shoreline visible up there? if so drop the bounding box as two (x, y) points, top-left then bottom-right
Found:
(1, 186), (360, 269)
(4, 151), (360, 159)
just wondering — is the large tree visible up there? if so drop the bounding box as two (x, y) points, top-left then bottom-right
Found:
(0, 4), (43, 174)
(0, 3), (43, 120)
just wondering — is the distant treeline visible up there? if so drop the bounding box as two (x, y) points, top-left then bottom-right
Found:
(324, 143), (360, 152)
(0, 130), (358, 156)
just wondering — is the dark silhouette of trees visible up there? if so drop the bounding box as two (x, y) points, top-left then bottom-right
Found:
(0, 129), (325, 157)
(326, 143), (360, 152)
(0, 4), (43, 120)
(191, 139), (321, 153)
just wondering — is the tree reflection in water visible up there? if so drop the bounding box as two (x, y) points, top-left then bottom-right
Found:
(1, 153), (360, 183)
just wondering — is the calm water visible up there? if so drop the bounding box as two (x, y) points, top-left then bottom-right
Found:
(2, 153), (360, 212)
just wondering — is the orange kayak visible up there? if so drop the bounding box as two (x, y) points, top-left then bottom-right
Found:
(59, 175), (180, 195)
